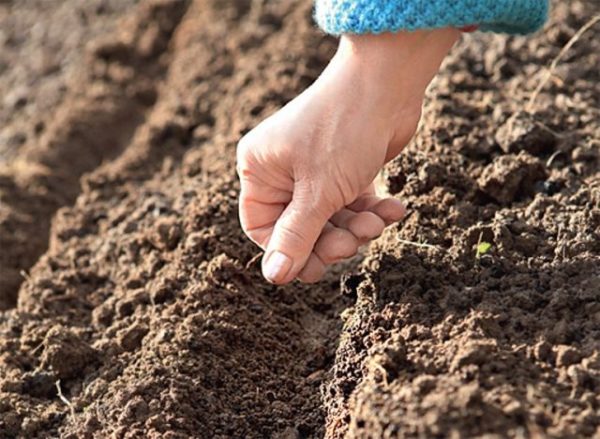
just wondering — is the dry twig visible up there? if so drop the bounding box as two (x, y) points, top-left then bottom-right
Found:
(245, 252), (263, 270)
(55, 380), (76, 420)
(396, 238), (444, 251)
(527, 14), (600, 112)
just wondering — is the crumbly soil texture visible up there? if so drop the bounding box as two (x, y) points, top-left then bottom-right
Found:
(0, 1), (598, 438)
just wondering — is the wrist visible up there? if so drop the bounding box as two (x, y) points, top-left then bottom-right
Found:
(334, 29), (460, 106)
(339, 28), (461, 55)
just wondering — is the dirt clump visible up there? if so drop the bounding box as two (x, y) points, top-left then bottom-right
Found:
(478, 152), (547, 204)
(495, 111), (558, 155)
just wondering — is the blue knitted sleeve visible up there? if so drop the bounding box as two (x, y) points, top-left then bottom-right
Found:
(315, 0), (549, 35)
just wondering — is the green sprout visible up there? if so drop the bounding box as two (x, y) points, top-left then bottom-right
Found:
(475, 231), (493, 260)
(476, 241), (492, 258)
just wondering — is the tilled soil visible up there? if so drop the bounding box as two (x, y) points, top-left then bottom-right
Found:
(0, 0), (184, 307)
(0, 0), (139, 165)
(0, 0), (598, 438)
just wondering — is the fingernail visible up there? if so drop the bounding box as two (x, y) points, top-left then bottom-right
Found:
(389, 198), (406, 209)
(263, 251), (292, 284)
(391, 199), (407, 217)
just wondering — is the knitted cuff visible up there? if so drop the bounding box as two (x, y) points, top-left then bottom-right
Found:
(315, 0), (549, 35)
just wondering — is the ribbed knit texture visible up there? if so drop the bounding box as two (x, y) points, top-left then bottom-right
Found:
(315, 0), (549, 35)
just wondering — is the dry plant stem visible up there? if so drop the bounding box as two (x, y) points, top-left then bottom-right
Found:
(527, 14), (600, 112)
(55, 380), (76, 420)
(475, 231), (484, 260)
(546, 150), (566, 168)
(396, 238), (444, 251)
(245, 252), (263, 270)
(534, 121), (564, 139)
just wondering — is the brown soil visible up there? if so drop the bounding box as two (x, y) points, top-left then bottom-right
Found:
(0, 1), (598, 438)
(0, 0), (186, 306)
(0, 0), (138, 165)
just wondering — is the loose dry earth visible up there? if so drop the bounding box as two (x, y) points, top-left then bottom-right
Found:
(0, 1), (598, 438)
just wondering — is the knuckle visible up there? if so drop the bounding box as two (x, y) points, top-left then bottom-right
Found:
(237, 129), (254, 151)
(278, 222), (308, 246)
(236, 132), (255, 163)
(236, 161), (252, 180)
(236, 141), (255, 179)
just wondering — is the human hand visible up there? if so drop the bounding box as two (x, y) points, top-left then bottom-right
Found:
(237, 28), (460, 284)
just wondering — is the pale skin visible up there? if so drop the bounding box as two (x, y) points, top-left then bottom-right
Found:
(237, 28), (461, 284)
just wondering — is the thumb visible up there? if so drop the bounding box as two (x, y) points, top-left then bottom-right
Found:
(262, 187), (332, 285)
